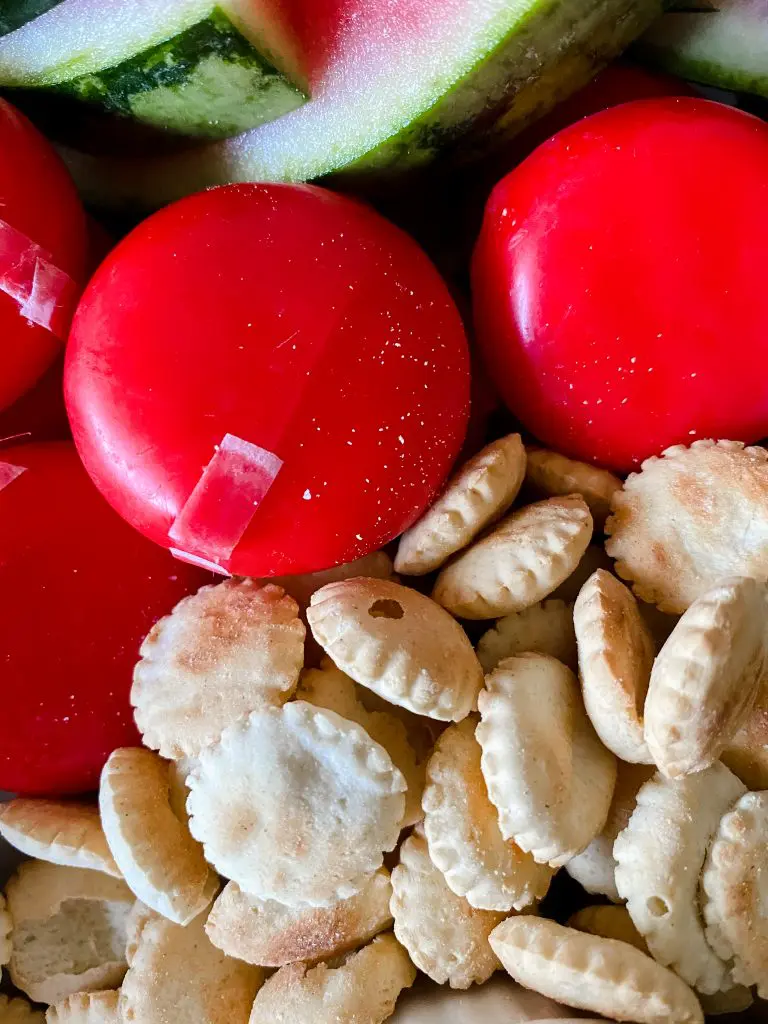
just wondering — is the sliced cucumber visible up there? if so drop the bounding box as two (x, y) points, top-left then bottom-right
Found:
(638, 0), (768, 97)
(0, 1), (306, 137)
(0, 0), (65, 38)
(66, 0), (661, 207)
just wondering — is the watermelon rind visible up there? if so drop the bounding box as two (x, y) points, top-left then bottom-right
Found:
(0, 1), (306, 138)
(0, 0), (65, 38)
(637, 0), (768, 98)
(64, 0), (662, 207)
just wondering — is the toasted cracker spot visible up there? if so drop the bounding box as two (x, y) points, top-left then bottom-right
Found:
(0, 801), (120, 879)
(477, 654), (616, 866)
(575, 570), (655, 764)
(568, 904), (649, 955)
(297, 659), (424, 827)
(248, 932), (416, 1023)
(606, 439), (768, 614)
(4, 861), (134, 1005)
(614, 764), (745, 994)
(99, 748), (218, 926)
(307, 578), (483, 721)
(722, 678), (768, 789)
(476, 600), (577, 674)
(525, 448), (622, 528)
(702, 790), (768, 997)
(395, 434), (527, 576)
(422, 719), (553, 912)
(188, 702), (405, 906)
(433, 496), (593, 620)
(391, 830), (503, 989)
(645, 577), (766, 779)
(45, 990), (119, 1023)
(489, 916), (703, 1024)
(132, 579), (305, 759)
(0, 995), (45, 1023)
(206, 869), (393, 967)
(565, 761), (655, 902)
(119, 908), (263, 1024)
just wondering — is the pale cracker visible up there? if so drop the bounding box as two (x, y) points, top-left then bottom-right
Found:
(568, 905), (649, 954)
(99, 747), (218, 926)
(489, 916), (703, 1024)
(422, 718), (553, 912)
(574, 570), (655, 764)
(525, 447), (622, 528)
(248, 932), (416, 1024)
(297, 659), (424, 827)
(205, 869), (393, 967)
(119, 908), (263, 1024)
(476, 600), (577, 674)
(702, 789), (768, 997)
(4, 861), (134, 1004)
(187, 702), (405, 906)
(167, 756), (197, 824)
(614, 764), (745, 994)
(477, 653), (616, 866)
(391, 830), (503, 989)
(645, 576), (766, 778)
(433, 496), (593, 620)
(124, 901), (155, 967)
(0, 996), (44, 1024)
(395, 434), (527, 575)
(722, 677), (768, 789)
(565, 761), (655, 902)
(0, 892), (11, 970)
(132, 579), (305, 758)
(606, 439), (768, 613)
(307, 577), (483, 721)
(45, 991), (118, 1023)
(0, 801), (120, 878)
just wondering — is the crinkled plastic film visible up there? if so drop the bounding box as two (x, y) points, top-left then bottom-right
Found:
(0, 462), (25, 491)
(169, 433), (284, 575)
(0, 218), (78, 338)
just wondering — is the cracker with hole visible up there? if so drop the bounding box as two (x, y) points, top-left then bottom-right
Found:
(132, 579), (305, 759)
(297, 659), (424, 827)
(614, 763), (745, 994)
(4, 861), (134, 1004)
(395, 434), (527, 576)
(644, 576), (766, 778)
(476, 599), (577, 673)
(206, 869), (393, 967)
(433, 495), (593, 620)
(489, 916), (703, 1024)
(422, 718), (553, 912)
(119, 908), (263, 1024)
(248, 932), (416, 1024)
(525, 447), (622, 528)
(99, 747), (218, 926)
(574, 570), (655, 764)
(391, 830), (503, 989)
(188, 701), (405, 906)
(307, 578), (483, 721)
(477, 653), (616, 866)
(702, 789), (768, 997)
(0, 801), (120, 878)
(45, 991), (119, 1023)
(565, 761), (655, 902)
(0, 996), (44, 1024)
(606, 439), (768, 613)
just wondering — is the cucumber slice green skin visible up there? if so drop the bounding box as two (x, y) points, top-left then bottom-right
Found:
(0, 0), (65, 38)
(55, 8), (306, 138)
(637, 4), (768, 98)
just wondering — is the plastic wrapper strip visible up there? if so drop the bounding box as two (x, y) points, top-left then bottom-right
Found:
(168, 433), (283, 573)
(0, 462), (25, 491)
(0, 218), (78, 339)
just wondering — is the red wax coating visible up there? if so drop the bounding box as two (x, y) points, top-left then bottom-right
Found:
(66, 183), (470, 576)
(473, 98), (768, 472)
(0, 442), (209, 796)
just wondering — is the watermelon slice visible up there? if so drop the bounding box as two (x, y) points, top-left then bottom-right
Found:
(63, 0), (662, 208)
(0, 1), (65, 37)
(637, 1), (768, 98)
(0, 1), (307, 138)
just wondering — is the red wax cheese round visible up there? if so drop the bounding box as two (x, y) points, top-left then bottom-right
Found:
(0, 99), (88, 413)
(472, 98), (768, 473)
(0, 442), (209, 796)
(66, 183), (470, 577)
